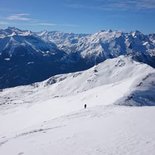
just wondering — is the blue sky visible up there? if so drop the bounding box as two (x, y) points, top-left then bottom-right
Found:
(0, 0), (155, 34)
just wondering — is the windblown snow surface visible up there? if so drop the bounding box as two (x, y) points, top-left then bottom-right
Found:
(0, 56), (155, 155)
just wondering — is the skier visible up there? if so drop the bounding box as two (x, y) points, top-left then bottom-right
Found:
(84, 104), (87, 109)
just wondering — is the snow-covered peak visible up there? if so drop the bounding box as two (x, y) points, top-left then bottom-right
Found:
(38, 30), (48, 36)
(6, 27), (22, 33)
(89, 30), (123, 42)
(38, 30), (88, 43)
(131, 30), (143, 37)
(0, 27), (33, 37)
(149, 33), (155, 43)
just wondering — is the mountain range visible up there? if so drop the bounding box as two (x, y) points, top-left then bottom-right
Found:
(0, 27), (155, 88)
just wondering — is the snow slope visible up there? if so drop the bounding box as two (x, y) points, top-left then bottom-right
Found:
(0, 56), (155, 155)
(1, 106), (155, 155)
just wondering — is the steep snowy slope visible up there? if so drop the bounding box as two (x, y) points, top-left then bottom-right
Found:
(0, 56), (155, 155)
(116, 72), (155, 106)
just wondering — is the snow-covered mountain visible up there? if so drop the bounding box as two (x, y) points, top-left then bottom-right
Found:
(37, 30), (88, 52)
(0, 56), (155, 155)
(0, 27), (33, 38)
(39, 29), (155, 67)
(0, 27), (68, 89)
(0, 27), (155, 89)
(1, 56), (155, 107)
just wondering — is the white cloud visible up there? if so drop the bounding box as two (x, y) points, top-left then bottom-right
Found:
(3, 12), (79, 28)
(65, 0), (155, 10)
(35, 22), (79, 27)
(7, 13), (31, 21)
(37, 22), (57, 26)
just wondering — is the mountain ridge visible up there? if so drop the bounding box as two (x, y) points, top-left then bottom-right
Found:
(0, 55), (154, 107)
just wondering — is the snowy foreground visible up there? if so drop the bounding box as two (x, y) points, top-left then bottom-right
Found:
(0, 56), (155, 155)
